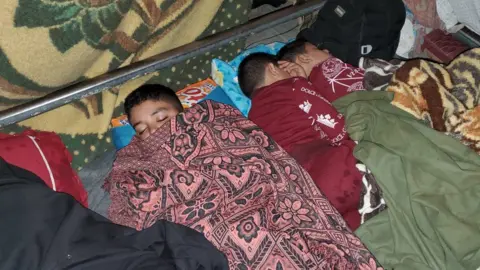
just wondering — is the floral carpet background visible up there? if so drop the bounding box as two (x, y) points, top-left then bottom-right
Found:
(0, 0), (251, 169)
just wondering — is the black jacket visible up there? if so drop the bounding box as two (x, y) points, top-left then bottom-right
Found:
(0, 158), (228, 270)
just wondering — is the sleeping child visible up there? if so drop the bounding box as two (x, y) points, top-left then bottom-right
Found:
(238, 52), (362, 230)
(239, 53), (348, 148)
(277, 39), (365, 103)
(124, 84), (184, 140)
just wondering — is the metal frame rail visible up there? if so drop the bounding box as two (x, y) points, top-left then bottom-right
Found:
(0, 0), (325, 127)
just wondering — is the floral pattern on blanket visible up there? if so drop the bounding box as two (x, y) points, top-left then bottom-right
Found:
(106, 100), (382, 269)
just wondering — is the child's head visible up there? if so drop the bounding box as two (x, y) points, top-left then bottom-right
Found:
(238, 52), (291, 98)
(277, 39), (330, 76)
(124, 84), (183, 140)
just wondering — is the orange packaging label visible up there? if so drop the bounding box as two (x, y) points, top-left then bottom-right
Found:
(111, 114), (129, 127)
(177, 78), (217, 108)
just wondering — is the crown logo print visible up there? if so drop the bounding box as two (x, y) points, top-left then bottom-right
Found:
(299, 100), (312, 113)
(316, 114), (337, 129)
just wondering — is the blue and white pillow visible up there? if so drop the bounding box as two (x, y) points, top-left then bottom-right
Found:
(211, 42), (285, 116)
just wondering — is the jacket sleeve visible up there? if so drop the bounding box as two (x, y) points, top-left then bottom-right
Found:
(292, 77), (348, 143)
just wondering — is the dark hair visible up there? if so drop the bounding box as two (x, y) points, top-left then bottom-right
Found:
(124, 84), (183, 120)
(277, 39), (308, 62)
(238, 52), (278, 98)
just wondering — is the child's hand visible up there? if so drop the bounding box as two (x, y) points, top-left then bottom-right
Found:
(278, 61), (307, 79)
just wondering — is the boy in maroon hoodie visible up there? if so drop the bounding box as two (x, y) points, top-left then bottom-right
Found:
(238, 53), (361, 230)
(277, 39), (365, 103)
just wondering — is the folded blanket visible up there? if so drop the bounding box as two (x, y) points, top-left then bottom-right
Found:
(105, 100), (381, 269)
(335, 91), (480, 270)
(387, 48), (480, 154)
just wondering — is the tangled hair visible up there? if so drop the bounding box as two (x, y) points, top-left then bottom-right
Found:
(277, 39), (308, 62)
(238, 52), (278, 98)
(124, 84), (183, 120)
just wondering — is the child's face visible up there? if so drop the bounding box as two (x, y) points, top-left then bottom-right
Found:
(304, 43), (330, 65)
(129, 100), (180, 140)
(295, 43), (330, 75)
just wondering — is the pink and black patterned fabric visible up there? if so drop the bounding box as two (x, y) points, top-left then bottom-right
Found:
(105, 100), (381, 269)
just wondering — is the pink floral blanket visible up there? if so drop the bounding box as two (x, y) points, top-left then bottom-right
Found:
(105, 100), (381, 269)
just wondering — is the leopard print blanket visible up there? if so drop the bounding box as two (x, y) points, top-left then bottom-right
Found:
(387, 48), (480, 153)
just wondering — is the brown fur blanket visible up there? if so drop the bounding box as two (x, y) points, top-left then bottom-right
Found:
(387, 48), (480, 153)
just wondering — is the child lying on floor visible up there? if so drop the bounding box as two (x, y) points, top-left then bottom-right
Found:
(238, 52), (362, 230)
(124, 84), (184, 140)
(277, 39), (365, 102)
(239, 53), (348, 147)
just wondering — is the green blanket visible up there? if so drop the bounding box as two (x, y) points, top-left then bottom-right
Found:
(334, 91), (480, 270)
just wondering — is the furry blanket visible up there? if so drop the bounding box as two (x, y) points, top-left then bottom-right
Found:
(358, 50), (480, 223)
(0, 0), (249, 169)
(355, 162), (386, 225)
(387, 48), (480, 153)
(105, 100), (381, 269)
(359, 57), (405, 91)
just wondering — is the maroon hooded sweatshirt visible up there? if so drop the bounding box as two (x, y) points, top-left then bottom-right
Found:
(249, 77), (361, 230)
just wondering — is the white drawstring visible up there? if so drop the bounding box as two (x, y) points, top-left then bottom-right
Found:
(27, 136), (56, 191)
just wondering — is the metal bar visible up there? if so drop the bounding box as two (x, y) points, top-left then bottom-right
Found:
(0, 0), (325, 127)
